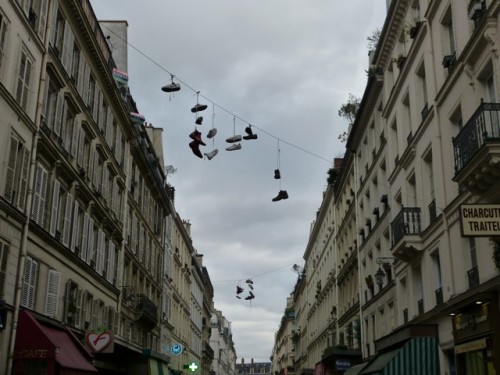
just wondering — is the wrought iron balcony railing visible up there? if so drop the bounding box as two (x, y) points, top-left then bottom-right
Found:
(135, 294), (158, 329)
(391, 207), (422, 246)
(453, 101), (500, 175)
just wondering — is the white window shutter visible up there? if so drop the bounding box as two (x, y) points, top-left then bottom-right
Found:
(70, 200), (79, 252)
(31, 164), (48, 226)
(86, 218), (94, 265)
(44, 270), (60, 317)
(92, 155), (99, 189)
(106, 242), (115, 283)
(62, 193), (73, 246)
(77, 127), (85, 167)
(4, 135), (19, 203)
(115, 127), (122, 163)
(37, 0), (49, 40)
(88, 144), (95, 183)
(92, 87), (100, 123)
(0, 241), (8, 298)
(21, 256), (38, 309)
(101, 164), (108, 201)
(16, 52), (31, 109)
(82, 62), (90, 105)
(53, 91), (64, 135)
(77, 53), (85, 95)
(80, 212), (89, 261)
(61, 20), (74, 74)
(111, 181), (118, 214)
(49, 180), (60, 236)
(96, 229), (104, 274)
(16, 144), (30, 211)
(106, 108), (113, 146)
(70, 117), (79, 158)
(60, 100), (68, 147)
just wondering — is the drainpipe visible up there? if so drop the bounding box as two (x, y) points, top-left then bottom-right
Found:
(424, 18), (455, 297)
(6, 2), (54, 374)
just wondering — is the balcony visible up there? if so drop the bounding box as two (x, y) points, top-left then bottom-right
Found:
(391, 207), (423, 262)
(203, 342), (215, 359)
(453, 102), (500, 194)
(135, 294), (158, 330)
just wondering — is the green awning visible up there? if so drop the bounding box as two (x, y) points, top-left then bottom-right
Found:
(360, 337), (439, 375)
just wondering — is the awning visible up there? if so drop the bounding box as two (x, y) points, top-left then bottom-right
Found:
(15, 310), (97, 373)
(360, 337), (439, 375)
(344, 362), (369, 375)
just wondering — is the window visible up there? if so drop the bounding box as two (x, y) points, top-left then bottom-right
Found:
(44, 269), (60, 317)
(0, 11), (9, 68)
(469, 237), (478, 268)
(4, 133), (30, 211)
(31, 163), (48, 226)
(106, 241), (116, 284)
(15, 49), (33, 110)
(60, 20), (74, 74)
(21, 256), (38, 309)
(0, 239), (8, 297)
(49, 4), (64, 54)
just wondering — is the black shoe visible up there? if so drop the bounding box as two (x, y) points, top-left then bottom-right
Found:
(191, 104), (208, 113)
(243, 134), (258, 140)
(195, 116), (203, 125)
(162, 83), (181, 92)
(274, 169), (281, 179)
(272, 190), (288, 202)
(189, 141), (203, 158)
(245, 126), (253, 135)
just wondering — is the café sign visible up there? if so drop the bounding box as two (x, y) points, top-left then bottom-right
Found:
(460, 204), (500, 236)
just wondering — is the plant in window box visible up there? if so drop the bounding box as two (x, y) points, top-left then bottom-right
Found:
(409, 21), (422, 39)
(468, 0), (485, 20)
(392, 54), (407, 70)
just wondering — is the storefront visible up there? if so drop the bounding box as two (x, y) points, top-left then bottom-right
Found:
(13, 310), (98, 375)
(451, 292), (500, 375)
(357, 325), (440, 375)
(319, 348), (362, 375)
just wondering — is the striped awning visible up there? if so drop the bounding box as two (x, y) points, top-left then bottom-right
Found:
(360, 337), (439, 375)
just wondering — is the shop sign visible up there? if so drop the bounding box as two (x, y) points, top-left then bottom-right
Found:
(460, 204), (500, 236)
(455, 338), (487, 354)
(17, 349), (49, 359)
(86, 329), (114, 353)
(334, 359), (351, 371)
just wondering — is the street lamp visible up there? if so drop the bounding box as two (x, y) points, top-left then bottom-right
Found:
(375, 257), (395, 287)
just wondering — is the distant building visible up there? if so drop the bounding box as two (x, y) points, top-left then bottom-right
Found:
(237, 358), (272, 375)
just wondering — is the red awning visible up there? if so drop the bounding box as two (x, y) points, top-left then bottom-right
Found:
(15, 310), (97, 372)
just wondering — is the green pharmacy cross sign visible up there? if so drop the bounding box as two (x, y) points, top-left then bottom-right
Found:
(184, 362), (199, 372)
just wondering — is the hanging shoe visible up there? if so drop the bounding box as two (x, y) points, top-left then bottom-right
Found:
(189, 130), (206, 146)
(245, 126), (253, 135)
(236, 286), (244, 294)
(161, 83), (181, 92)
(248, 283), (254, 290)
(236, 295), (241, 299)
(274, 169), (281, 179)
(249, 291), (255, 299)
(189, 141), (203, 158)
(272, 190), (288, 202)
(191, 104), (208, 113)
(246, 279), (253, 284)
(207, 128), (217, 139)
(226, 143), (241, 151)
(243, 133), (258, 140)
(226, 135), (242, 143)
(204, 149), (219, 160)
(195, 116), (203, 125)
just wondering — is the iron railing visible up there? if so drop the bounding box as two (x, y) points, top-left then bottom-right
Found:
(453, 102), (500, 175)
(391, 207), (422, 246)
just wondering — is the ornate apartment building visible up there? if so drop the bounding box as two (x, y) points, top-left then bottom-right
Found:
(0, 1), (226, 375)
(274, 1), (500, 375)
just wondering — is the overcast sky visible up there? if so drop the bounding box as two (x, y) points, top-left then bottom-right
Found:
(91, 0), (387, 364)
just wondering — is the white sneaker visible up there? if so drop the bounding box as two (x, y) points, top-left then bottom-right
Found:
(204, 149), (219, 160)
(226, 143), (241, 151)
(207, 128), (217, 139)
(226, 135), (242, 143)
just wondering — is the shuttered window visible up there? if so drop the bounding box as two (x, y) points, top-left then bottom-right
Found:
(0, 240), (8, 298)
(0, 12), (8, 68)
(31, 163), (48, 226)
(4, 133), (30, 211)
(62, 193), (73, 246)
(95, 229), (104, 275)
(106, 242), (115, 284)
(15, 50), (32, 110)
(70, 200), (80, 252)
(44, 269), (60, 317)
(21, 256), (38, 309)
(49, 180), (60, 236)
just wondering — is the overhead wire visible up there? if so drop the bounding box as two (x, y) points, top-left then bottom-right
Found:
(99, 23), (334, 164)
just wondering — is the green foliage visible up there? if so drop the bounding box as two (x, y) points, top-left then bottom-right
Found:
(367, 28), (381, 51)
(338, 93), (361, 125)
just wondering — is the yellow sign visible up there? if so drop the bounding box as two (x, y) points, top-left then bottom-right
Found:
(460, 204), (500, 236)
